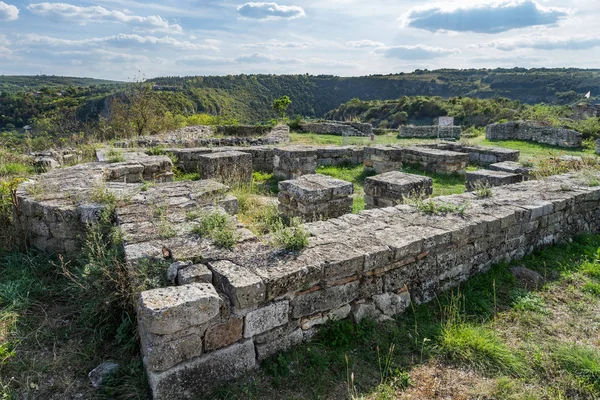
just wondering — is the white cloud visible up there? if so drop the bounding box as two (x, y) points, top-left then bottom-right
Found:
(235, 53), (303, 64)
(237, 2), (305, 20)
(481, 35), (600, 51)
(176, 55), (234, 65)
(346, 40), (385, 48)
(104, 34), (219, 51)
(17, 33), (219, 52)
(239, 39), (310, 49)
(374, 45), (458, 60)
(27, 2), (182, 34)
(0, 1), (18, 21)
(400, 0), (568, 34)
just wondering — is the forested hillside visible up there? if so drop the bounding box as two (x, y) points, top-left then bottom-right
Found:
(0, 75), (122, 93)
(1, 68), (600, 131)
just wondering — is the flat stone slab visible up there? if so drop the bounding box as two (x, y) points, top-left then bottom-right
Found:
(403, 147), (469, 175)
(274, 146), (318, 180)
(364, 171), (433, 209)
(466, 169), (522, 190)
(489, 161), (532, 180)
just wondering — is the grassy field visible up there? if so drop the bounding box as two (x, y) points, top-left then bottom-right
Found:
(2, 133), (600, 399)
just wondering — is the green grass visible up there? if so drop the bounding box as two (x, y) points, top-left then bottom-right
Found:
(401, 165), (466, 197)
(469, 136), (596, 163)
(553, 344), (600, 390)
(191, 210), (238, 250)
(436, 323), (529, 377)
(316, 164), (375, 213)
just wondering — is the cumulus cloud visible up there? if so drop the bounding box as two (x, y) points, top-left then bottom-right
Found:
(346, 40), (385, 48)
(27, 2), (182, 34)
(374, 45), (458, 60)
(400, 0), (567, 34)
(482, 35), (600, 51)
(0, 1), (18, 21)
(237, 2), (305, 20)
(239, 39), (310, 49)
(17, 33), (219, 52)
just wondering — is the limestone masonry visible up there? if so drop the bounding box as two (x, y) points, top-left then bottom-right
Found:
(364, 171), (433, 209)
(300, 121), (373, 136)
(138, 172), (600, 399)
(486, 121), (582, 148)
(398, 125), (461, 140)
(278, 174), (354, 221)
(19, 131), (600, 399)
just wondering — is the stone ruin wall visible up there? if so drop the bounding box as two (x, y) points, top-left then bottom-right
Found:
(422, 143), (520, 166)
(486, 121), (582, 148)
(299, 121), (373, 136)
(138, 172), (600, 399)
(398, 125), (461, 139)
(114, 125), (290, 149)
(170, 145), (364, 174)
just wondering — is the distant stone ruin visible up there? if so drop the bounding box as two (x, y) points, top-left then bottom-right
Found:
(299, 121), (373, 136)
(16, 132), (600, 399)
(486, 121), (582, 148)
(114, 124), (290, 148)
(398, 125), (461, 140)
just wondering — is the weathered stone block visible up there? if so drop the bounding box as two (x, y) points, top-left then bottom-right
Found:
(466, 170), (522, 190)
(255, 328), (303, 361)
(138, 283), (222, 335)
(198, 151), (252, 184)
(177, 264), (213, 285)
(291, 281), (359, 318)
(140, 328), (204, 372)
(373, 292), (411, 316)
(489, 161), (532, 180)
(278, 174), (354, 222)
(209, 260), (266, 309)
(244, 301), (289, 338)
(204, 317), (243, 351)
(364, 171), (432, 209)
(363, 146), (403, 173)
(148, 340), (256, 399)
(274, 146), (317, 180)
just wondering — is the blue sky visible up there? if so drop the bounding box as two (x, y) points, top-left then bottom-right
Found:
(0, 0), (598, 81)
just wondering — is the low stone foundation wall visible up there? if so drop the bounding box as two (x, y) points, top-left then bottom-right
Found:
(197, 151), (253, 184)
(137, 172), (600, 398)
(363, 146), (404, 174)
(399, 126), (461, 139)
(402, 147), (469, 174)
(419, 143), (520, 166)
(316, 146), (364, 166)
(486, 121), (582, 148)
(300, 121), (373, 136)
(489, 161), (532, 180)
(114, 125), (290, 148)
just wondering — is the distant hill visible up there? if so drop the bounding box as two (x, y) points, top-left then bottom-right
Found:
(0, 75), (123, 93)
(148, 68), (600, 122)
(2, 68), (600, 129)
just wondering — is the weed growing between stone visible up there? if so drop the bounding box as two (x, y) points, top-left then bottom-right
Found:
(405, 196), (469, 216)
(192, 210), (238, 250)
(472, 181), (494, 198)
(106, 149), (125, 163)
(270, 216), (309, 251)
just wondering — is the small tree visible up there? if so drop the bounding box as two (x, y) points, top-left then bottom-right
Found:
(273, 96), (292, 121)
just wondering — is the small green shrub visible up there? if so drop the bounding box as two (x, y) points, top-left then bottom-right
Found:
(89, 183), (117, 205)
(406, 196), (469, 216)
(473, 182), (494, 198)
(271, 217), (309, 251)
(509, 289), (548, 313)
(146, 146), (166, 156)
(192, 211), (238, 249)
(106, 149), (125, 163)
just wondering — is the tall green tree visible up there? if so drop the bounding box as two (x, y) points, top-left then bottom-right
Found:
(273, 95), (292, 120)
